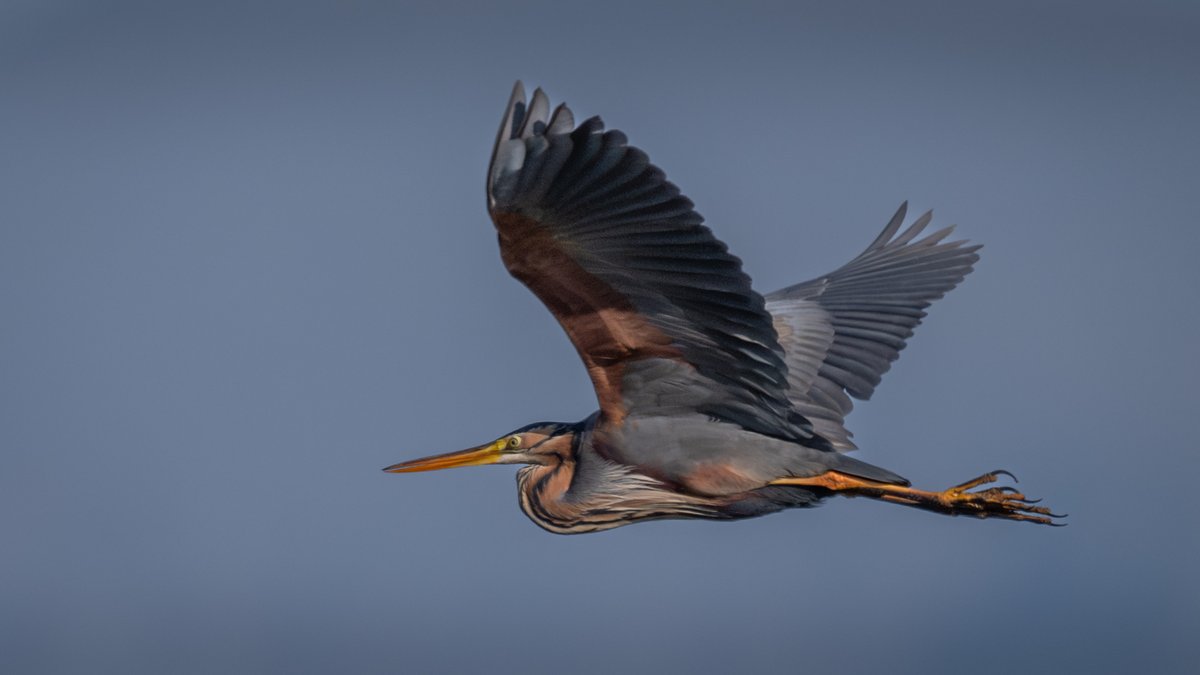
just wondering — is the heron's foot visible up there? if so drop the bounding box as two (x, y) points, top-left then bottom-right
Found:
(878, 470), (1065, 525)
(770, 470), (1065, 526)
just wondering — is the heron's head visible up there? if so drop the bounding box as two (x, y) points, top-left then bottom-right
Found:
(383, 421), (577, 474)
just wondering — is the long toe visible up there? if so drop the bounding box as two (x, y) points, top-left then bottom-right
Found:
(943, 475), (1064, 525)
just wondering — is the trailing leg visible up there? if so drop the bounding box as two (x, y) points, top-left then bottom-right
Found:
(771, 470), (1064, 525)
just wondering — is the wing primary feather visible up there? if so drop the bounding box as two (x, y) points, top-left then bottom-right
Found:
(543, 118), (605, 208)
(546, 103), (575, 135)
(549, 131), (630, 208)
(519, 88), (551, 139)
(889, 210), (934, 246)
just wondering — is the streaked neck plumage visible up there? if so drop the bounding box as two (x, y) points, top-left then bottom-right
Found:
(515, 416), (722, 534)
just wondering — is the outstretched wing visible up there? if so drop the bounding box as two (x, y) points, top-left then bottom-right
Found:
(766, 202), (981, 450)
(487, 83), (809, 441)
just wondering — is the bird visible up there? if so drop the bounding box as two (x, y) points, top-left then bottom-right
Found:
(384, 82), (1062, 534)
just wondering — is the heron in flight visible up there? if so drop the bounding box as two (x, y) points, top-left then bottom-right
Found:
(385, 83), (1062, 533)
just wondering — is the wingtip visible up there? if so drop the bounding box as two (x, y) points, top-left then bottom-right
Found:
(864, 201), (909, 252)
(499, 80), (528, 141)
(506, 81), (527, 122)
(489, 81), (531, 197)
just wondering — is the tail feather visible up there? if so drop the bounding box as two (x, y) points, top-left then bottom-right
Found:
(832, 454), (910, 486)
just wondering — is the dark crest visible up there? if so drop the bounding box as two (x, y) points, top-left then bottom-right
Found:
(508, 421), (578, 438)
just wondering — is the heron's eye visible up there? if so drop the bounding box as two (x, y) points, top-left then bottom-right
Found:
(506, 435), (522, 450)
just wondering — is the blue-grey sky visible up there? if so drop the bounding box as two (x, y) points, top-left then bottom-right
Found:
(3, 1), (1198, 673)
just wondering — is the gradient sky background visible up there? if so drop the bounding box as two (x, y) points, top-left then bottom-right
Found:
(3, 1), (1198, 673)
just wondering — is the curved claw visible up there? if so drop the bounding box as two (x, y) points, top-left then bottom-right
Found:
(952, 471), (1009, 492)
(990, 469), (1018, 483)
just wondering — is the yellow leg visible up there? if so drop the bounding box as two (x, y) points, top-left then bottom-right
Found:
(770, 470), (1064, 526)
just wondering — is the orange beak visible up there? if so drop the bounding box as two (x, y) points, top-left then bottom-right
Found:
(382, 439), (505, 473)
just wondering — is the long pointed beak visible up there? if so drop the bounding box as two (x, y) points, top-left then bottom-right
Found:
(382, 440), (505, 473)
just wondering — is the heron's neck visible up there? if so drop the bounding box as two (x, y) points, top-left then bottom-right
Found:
(515, 438), (584, 534)
(515, 441), (719, 534)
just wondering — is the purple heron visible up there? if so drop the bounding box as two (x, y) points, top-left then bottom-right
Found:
(385, 83), (1062, 533)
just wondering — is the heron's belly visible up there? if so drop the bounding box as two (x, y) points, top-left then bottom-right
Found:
(602, 414), (835, 497)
